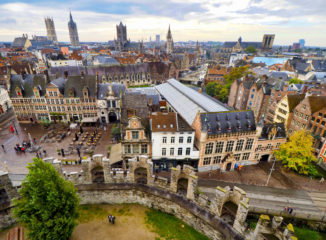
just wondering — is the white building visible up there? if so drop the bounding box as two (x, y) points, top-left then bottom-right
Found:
(48, 59), (83, 67)
(150, 112), (199, 171)
(0, 88), (12, 114)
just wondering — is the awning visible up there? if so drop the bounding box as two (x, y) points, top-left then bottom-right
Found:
(81, 117), (99, 123)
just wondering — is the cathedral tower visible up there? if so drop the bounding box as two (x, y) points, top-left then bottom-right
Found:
(68, 12), (80, 46)
(166, 25), (174, 54)
(45, 17), (58, 44)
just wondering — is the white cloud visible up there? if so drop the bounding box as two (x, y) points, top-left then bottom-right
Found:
(0, 1), (325, 46)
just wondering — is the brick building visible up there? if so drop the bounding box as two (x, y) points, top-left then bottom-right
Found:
(228, 76), (255, 110)
(289, 96), (326, 135)
(192, 110), (286, 172)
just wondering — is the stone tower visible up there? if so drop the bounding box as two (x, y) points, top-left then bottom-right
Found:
(115, 22), (129, 51)
(44, 17), (58, 44)
(166, 25), (174, 54)
(68, 12), (80, 46)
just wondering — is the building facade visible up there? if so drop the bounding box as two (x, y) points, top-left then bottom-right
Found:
(68, 12), (80, 46)
(44, 17), (58, 44)
(192, 111), (286, 172)
(115, 22), (130, 51)
(122, 116), (151, 161)
(150, 112), (199, 171)
(0, 88), (12, 114)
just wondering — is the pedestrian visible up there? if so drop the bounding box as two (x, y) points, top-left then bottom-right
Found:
(61, 148), (65, 157)
(1, 144), (5, 152)
(112, 216), (115, 225)
(320, 177), (324, 183)
(21, 147), (25, 153)
(39, 151), (42, 157)
(289, 208), (294, 214)
(108, 215), (112, 223)
(33, 138), (37, 144)
(36, 152), (39, 158)
(43, 149), (47, 156)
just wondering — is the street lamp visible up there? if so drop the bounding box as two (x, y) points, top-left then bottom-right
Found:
(266, 156), (276, 186)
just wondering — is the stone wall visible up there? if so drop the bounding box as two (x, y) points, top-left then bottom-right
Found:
(77, 183), (244, 240)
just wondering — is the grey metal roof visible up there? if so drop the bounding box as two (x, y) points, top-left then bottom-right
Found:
(127, 87), (160, 106)
(155, 79), (228, 125)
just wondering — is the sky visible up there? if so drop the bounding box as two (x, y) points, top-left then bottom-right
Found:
(0, 0), (325, 46)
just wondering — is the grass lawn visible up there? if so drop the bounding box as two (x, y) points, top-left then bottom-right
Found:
(145, 209), (210, 240)
(128, 84), (151, 88)
(294, 227), (325, 240)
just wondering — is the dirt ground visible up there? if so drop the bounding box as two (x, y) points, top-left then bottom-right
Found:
(71, 205), (159, 240)
(198, 161), (326, 192)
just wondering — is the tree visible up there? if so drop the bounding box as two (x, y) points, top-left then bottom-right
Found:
(274, 130), (318, 176)
(205, 82), (218, 97)
(13, 158), (79, 240)
(289, 78), (303, 84)
(245, 46), (257, 54)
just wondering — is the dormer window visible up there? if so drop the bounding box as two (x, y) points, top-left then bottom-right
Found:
(15, 87), (22, 97)
(69, 88), (75, 97)
(157, 125), (160, 129)
(83, 87), (89, 98)
(170, 124), (173, 128)
(163, 124), (166, 128)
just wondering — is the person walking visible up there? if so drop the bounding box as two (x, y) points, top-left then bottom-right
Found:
(112, 216), (116, 225)
(108, 215), (112, 223)
(1, 144), (5, 152)
(43, 149), (47, 156)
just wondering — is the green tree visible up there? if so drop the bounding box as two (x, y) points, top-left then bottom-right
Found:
(289, 78), (303, 84)
(205, 82), (218, 97)
(274, 130), (317, 176)
(13, 158), (79, 240)
(245, 46), (257, 54)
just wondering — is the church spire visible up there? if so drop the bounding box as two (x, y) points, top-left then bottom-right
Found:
(69, 11), (73, 22)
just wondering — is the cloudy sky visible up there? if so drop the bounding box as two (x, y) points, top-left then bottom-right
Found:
(0, 0), (325, 46)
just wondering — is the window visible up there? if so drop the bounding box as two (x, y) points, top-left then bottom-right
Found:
(54, 92), (57, 96)
(162, 137), (167, 143)
(303, 104), (306, 110)
(317, 119), (320, 123)
(178, 148), (182, 155)
(245, 139), (254, 150)
(112, 101), (116, 108)
(254, 153), (260, 160)
(133, 145), (139, 154)
(186, 148), (191, 155)
(49, 91), (53, 96)
(322, 121), (325, 126)
(242, 153), (250, 160)
(234, 154), (241, 161)
(276, 142), (281, 148)
(170, 148), (174, 156)
(305, 115), (309, 120)
(215, 141), (224, 153)
(213, 156), (221, 164)
(205, 142), (214, 154)
(187, 136), (192, 143)
(203, 157), (211, 165)
(225, 141), (234, 152)
(132, 131), (139, 139)
(179, 137), (184, 143)
(267, 144), (272, 149)
(235, 139), (244, 151)
(124, 144), (131, 154)
(141, 144), (147, 154)
(162, 148), (166, 156)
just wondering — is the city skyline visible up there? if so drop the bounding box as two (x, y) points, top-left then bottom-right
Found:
(0, 0), (325, 46)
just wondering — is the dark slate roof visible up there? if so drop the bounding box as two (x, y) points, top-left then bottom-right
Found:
(12, 37), (27, 48)
(270, 72), (289, 81)
(200, 110), (256, 135)
(94, 56), (119, 65)
(63, 75), (97, 98)
(9, 74), (48, 98)
(50, 63), (150, 80)
(259, 123), (286, 140)
(312, 60), (326, 72)
(240, 42), (261, 49)
(50, 77), (66, 94)
(222, 42), (237, 48)
(287, 94), (305, 111)
(97, 83), (126, 99)
(121, 94), (149, 125)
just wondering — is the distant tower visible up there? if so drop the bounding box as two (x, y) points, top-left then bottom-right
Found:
(138, 40), (144, 53)
(299, 39), (305, 48)
(115, 22), (129, 51)
(166, 25), (173, 54)
(44, 17), (58, 44)
(156, 34), (160, 46)
(262, 34), (275, 49)
(68, 12), (80, 46)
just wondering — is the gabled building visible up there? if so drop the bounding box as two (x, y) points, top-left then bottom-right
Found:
(121, 116), (151, 161)
(150, 112), (199, 171)
(273, 94), (305, 129)
(289, 96), (326, 135)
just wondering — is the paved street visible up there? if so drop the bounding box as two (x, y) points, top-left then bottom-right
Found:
(198, 179), (326, 220)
